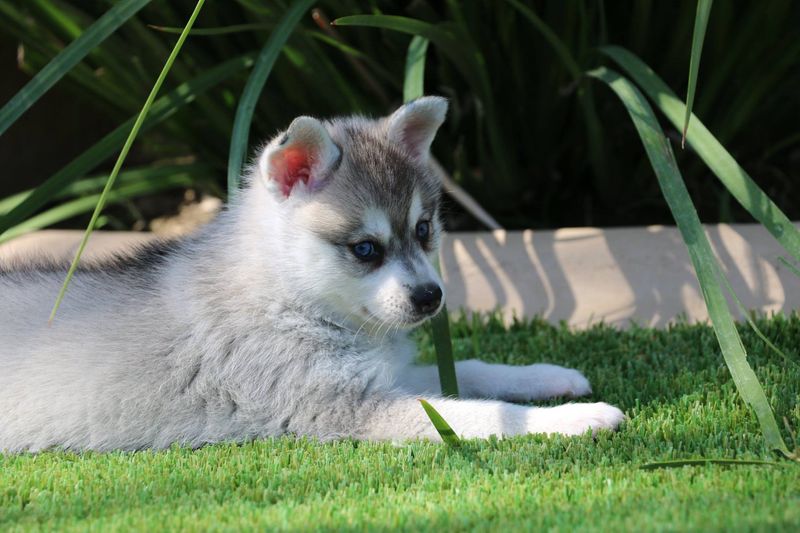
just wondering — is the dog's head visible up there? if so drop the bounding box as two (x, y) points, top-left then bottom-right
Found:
(250, 97), (448, 332)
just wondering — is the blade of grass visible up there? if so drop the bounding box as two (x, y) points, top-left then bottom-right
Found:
(682, 0), (714, 147)
(0, 0), (150, 136)
(226, 0), (316, 197)
(602, 45), (800, 264)
(0, 54), (253, 237)
(418, 399), (461, 447)
(587, 66), (792, 458)
(49, 0), (206, 323)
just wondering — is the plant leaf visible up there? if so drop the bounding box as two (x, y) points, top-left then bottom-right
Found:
(587, 66), (791, 458)
(226, 0), (316, 197)
(49, 0), (207, 323)
(418, 399), (461, 447)
(602, 46), (800, 264)
(682, 0), (714, 146)
(0, 0), (151, 136)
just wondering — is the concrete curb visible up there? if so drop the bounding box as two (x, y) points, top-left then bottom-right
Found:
(2, 224), (798, 328)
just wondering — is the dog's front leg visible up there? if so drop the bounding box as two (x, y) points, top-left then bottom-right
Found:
(356, 395), (624, 440)
(397, 360), (592, 401)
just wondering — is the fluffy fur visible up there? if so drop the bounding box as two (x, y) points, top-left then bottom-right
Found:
(0, 97), (624, 452)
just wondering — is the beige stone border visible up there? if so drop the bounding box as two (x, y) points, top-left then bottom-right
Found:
(2, 224), (798, 328)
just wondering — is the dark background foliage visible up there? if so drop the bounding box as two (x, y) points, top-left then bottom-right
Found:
(1, 0), (798, 230)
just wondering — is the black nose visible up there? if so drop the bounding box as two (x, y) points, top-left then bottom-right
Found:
(410, 283), (443, 315)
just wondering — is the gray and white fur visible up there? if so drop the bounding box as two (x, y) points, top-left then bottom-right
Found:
(0, 97), (624, 452)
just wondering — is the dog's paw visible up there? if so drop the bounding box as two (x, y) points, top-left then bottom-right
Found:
(498, 363), (592, 401)
(528, 402), (625, 436)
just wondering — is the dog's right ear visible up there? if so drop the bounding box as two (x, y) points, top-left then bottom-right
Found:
(386, 96), (448, 161)
(260, 117), (340, 197)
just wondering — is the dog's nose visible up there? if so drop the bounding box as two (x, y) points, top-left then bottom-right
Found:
(410, 283), (443, 315)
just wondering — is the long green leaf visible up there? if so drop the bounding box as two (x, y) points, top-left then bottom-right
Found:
(418, 399), (461, 447)
(587, 66), (791, 458)
(602, 46), (800, 263)
(0, 0), (150, 136)
(682, 0), (714, 146)
(49, 0), (206, 322)
(0, 54), (253, 237)
(227, 0), (316, 197)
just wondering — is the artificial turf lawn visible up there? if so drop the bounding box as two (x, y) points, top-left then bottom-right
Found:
(2, 314), (799, 531)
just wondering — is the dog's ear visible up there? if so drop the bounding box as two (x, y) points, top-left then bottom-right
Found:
(263, 117), (340, 197)
(386, 96), (448, 160)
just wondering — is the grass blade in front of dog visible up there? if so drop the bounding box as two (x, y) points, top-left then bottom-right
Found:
(49, 0), (207, 322)
(587, 66), (792, 459)
(419, 399), (460, 447)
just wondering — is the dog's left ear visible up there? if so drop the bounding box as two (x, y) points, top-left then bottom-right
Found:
(386, 96), (448, 160)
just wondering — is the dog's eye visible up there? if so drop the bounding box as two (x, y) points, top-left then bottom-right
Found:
(351, 241), (382, 262)
(416, 221), (430, 242)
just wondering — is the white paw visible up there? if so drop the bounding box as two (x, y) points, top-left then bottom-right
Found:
(528, 402), (625, 436)
(500, 363), (592, 401)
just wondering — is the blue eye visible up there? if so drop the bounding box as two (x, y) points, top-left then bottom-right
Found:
(351, 241), (381, 262)
(416, 221), (430, 241)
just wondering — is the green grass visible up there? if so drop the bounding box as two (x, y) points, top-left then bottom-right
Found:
(2, 314), (799, 531)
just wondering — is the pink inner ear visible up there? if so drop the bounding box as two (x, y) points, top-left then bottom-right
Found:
(273, 147), (312, 196)
(400, 117), (430, 157)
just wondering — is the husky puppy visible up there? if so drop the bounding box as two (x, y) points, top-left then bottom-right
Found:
(0, 97), (624, 452)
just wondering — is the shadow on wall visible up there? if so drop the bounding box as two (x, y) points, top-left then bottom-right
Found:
(440, 224), (800, 328)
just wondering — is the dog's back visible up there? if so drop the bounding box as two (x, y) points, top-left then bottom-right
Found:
(0, 249), (191, 450)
